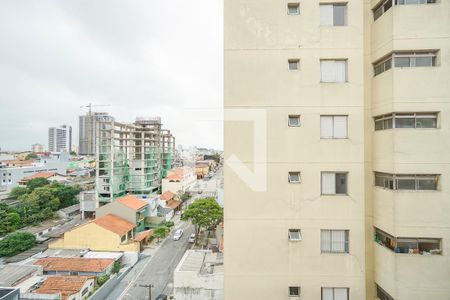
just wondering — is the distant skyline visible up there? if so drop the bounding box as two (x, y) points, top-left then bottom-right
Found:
(0, 1), (223, 152)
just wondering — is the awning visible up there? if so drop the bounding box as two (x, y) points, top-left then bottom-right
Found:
(134, 230), (153, 242)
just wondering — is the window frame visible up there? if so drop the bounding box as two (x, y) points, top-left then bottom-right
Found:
(288, 229), (302, 241)
(320, 59), (348, 83)
(287, 3), (300, 15)
(374, 51), (438, 76)
(288, 172), (301, 184)
(289, 286), (301, 297)
(320, 3), (348, 26)
(375, 283), (395, 300)
(374, 112), (438, 130)
(288, 115), (301, 127)
(321, 229), (350, 253)
(321, 287), (350, 300)
(321, 172), (348, 195)
(320, 115), (348, 139)
(374, 172), (439, 191)
(288, 59), (300, 71)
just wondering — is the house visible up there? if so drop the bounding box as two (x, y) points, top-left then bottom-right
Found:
(173, 250), (224, 300)
(0, 264), (41, 287)
(34, 257), (114, 276)
(49, 214), (141, 253)
(96, 195), (149, 232)
(158, 191), (182, 221)
(162, 167), (197, 194)
(18, 171), (67, 186)
(195, 163), (209, 179)
(33, 276), (95, 300)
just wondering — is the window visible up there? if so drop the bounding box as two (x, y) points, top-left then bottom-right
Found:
(320, 60), (347, 82)
(322, 287), (349, 300)
(373, 51), (438, 75)
(376, 284), (394, 300)
(288, 115), (301, 127)
(289, 286), (300, 297)
(320, 116), (348, 138)
(287, 3), (300, 15)
(288, 59), (300, 70)
(288, 172), (301, 183)
(320, 4), (347, 26)
(321, 172), (348, 195)
(321, 230), (349, 253)
(288, 229), (302, 241)
(82, 287), (89, 296)
(121, 235), (126, 243)
(373, 0), (393, 21)
(374, 172), (439, 191)
(374, 113), (438, 130)
(396, 0), (436, 4)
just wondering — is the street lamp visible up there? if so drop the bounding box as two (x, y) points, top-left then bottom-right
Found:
(139, 284), (154, 300)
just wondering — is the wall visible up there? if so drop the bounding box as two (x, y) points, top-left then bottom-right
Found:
(96, 202), (135, 225)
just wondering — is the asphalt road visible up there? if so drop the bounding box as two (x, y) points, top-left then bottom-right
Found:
(106, 220), (194, 300)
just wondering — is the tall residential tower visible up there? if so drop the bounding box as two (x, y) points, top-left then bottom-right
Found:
(79, 112), (113, 155)
(224, 1), (450, 299)
(48, 125), (72, 153)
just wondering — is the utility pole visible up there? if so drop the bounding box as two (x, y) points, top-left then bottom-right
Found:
(139, 284), (154, 300)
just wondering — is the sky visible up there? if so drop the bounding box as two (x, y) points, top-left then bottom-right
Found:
(0, 0), (223, 152)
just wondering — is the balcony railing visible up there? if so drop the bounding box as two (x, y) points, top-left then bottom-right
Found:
(375, 228), (442, 255)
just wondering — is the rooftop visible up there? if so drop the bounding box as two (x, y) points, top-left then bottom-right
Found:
(22, 171), (57, 180)
(117, 195), (148, 210)
(34, 257), (114, 273)
(34, 276), (94, 300)
(178, 250), (224, 275)
(0, 264), (41, 286)
(160, 191), (175, 201)
(93, 214), (136, 236)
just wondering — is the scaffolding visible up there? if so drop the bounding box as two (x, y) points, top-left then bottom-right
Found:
(96, 117), (174, 202)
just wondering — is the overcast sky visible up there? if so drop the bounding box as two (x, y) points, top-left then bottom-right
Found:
(0, 0), (223, 152)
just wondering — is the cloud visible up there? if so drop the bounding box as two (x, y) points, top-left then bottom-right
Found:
(0, 0), (223, 151)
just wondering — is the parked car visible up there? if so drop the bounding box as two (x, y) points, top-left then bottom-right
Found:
(155, 295), (168, 300)
(173, 229), (183, 241)
(188, 233), (196, 243)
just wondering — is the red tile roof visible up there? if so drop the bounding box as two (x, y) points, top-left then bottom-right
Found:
(93, 214), (136, 236)
(166, 167), (191, 181)
(34, 258), (114, 273)
(167, 199), (182, 209)
(160, 191), (175, 201)
(134, 230), (153, 242)
(24, 171), (57, 180)
(117, 195), (148, 210)
(35, 276), (94, 300)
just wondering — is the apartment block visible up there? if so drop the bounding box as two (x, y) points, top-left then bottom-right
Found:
(48, 125), (72, 153)
(96, 117), (175, 202)
(224, 1), (450, 299)
(79, 112), (113, 155)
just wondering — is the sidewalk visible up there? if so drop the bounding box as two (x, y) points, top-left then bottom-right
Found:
(141, 214), (184, 257)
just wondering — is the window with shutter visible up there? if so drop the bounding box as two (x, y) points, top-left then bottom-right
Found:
(320, 116), (334, 138)
(321, 173), (336, 195)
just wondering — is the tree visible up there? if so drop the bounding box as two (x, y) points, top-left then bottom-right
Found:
(181, 198), (223, 237)
(0, 232), (36, 257)
(49, 183), (81, 209)
(70, 151), (77, 156)
(153, 226), (169, 243)
(25, 153), (38, 160)
(26, 178), (50, 191)
(0, 210), (20, 236)
(9, 187), (27, 199)
(180, 191), (191, 202)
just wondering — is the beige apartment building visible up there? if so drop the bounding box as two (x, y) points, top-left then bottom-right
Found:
(224, 1), (450, 300)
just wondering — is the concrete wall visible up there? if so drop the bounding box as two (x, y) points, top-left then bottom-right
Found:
(96, 201), (135, 225)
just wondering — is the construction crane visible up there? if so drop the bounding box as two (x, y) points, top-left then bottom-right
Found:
(80, 103), (111, 114)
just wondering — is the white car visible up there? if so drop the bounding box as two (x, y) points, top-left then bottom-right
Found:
(173, 229), (183, 241)
(188, 233), (196, 243)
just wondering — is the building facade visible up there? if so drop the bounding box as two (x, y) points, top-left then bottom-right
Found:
(224, 1), (450, 300)
(31, 143), (44, 153)
(96, 117), (175, 202)
(79, 112), (113, 155)
(48, 125), (72, 153)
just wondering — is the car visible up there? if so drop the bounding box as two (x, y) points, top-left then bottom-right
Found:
(173, 229), (183, 241)
(188, 233), (196, 243)
(155, 295), (168, 300)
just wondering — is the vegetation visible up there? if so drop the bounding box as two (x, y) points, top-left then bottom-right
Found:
(153, 226), (169, 243)
(180, 191), (191, 202)
(181, 197), (223, 237)
(0, 232), (36, 257)
(1, 179), (81, 236)
(25, 153), (38, 160)
(96, 274), (110, 286)
(112, 261), (121, 274)
(70, 151), (77, 156)
(162, 220), (175, 228)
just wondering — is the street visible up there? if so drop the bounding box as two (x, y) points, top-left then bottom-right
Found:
(105, 219), (194, 300)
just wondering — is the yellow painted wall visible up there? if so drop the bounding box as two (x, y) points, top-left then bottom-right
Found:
(49, 223), (139, 252)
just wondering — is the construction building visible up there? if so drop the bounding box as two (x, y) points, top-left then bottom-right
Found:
(79, 112), (113, 155)
(225, 1), (450, 300)
(96, 117), (175, 202)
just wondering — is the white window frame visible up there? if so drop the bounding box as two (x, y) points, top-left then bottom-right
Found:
(288, 59), (300, 71)
(320, 115), (348, 139)
(396, 0), (436, 5)
(320, 60), (348, 83)
(373, 51), (438, 76)
(374, 172), (439, 191)
(321, 172), (348, 195)
(374, 112), (438, 130)
(288, 229), (302, 241)
(320, 3), (348, 26)
(287, 3), (300, 15)
(288, 115), (301, 127)
(321, 229), (349, 253)
(288, 172), (301, 183)
(321, 287), (349, 300)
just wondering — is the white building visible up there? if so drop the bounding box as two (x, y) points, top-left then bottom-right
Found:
(31, 143), (44, 153)
(48, 125), (72, 153)
(161, 167), (197, 194)
(174, 250), (224, 300)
